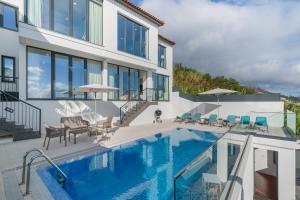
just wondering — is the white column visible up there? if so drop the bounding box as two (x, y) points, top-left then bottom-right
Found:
(278, 148), (295, 200)
(217, 139), (228, 182)
(102, 60), (108, 101)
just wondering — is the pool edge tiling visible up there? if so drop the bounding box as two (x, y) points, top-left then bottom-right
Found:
(37, 128), (222, 200)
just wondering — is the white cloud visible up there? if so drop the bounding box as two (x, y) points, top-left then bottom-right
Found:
(141, 0), (300, 96)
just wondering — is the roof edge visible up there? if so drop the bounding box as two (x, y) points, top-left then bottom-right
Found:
(117, 0), (165, 26)
(159, 34), (176, 45)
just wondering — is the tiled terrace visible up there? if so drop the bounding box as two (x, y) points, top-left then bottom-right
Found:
(0, 120), (228, 200)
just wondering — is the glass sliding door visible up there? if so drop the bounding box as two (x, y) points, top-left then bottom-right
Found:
(27, 48), (52, 99)
(89, 0), (102, 45)
(87, 60), (102, 99)
(54, 54), (70, 99)
(73, 0), (86, 40)
(130, 69), (139, 100)
(53, 0), (70, 35)
(152, 73), (169, 101)
(119, 67), (129, 101)
(72, 57), (85, 99)
(108, 64), (118, 100)
(27, 0), (50, 29)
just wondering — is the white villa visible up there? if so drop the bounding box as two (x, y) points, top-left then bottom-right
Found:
(0, 0), (299, 200)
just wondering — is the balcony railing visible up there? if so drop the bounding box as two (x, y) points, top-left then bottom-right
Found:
(173, 133), (250, 200)
(230, 111), (296, 141)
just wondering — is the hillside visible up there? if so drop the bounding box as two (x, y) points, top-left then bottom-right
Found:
(173, 64), (256, 96)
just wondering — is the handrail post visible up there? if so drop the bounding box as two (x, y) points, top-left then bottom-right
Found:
(21, 154), (27, 184)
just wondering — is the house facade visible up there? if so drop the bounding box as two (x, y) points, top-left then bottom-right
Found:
(0, 0), (175, 132)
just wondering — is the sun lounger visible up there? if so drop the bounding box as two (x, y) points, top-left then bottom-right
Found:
(186, 112), (201, 123)
(223, 115), (237, 127)
(240, 116), (250, 128)
(175, 112), (191, 122)
(254, 116), (268, 132)
(207, 114), (218, 126)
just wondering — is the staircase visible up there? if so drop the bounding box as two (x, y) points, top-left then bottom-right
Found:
(0, 76), (41, 141)
(118, 88), (157, 127)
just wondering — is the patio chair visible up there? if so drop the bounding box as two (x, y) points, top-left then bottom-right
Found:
(175, 112), (191, 123)
(240, 116), (250, 128)
(97, 117), (113, 133)
(61, 116), (90, 144)
(254, 116), (268, 132)
(207, 114), (218, 126)
(43, 123), (66, 150)
(186, 112), (201, 124)
(223, 115), (237, 127)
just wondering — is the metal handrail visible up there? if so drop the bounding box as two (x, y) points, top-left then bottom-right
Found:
(119, 88), (154, 124)
(21, 148), (67, 195)
(0, 90), (41, 133)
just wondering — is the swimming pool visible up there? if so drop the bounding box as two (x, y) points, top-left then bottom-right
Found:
(37, 128), (221, 200)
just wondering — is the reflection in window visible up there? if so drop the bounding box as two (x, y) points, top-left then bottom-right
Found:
(118, 14), (148, 58)
(27, 0), (50, 29)
(0, 3), (18, 31)
(108, 65), (118, 100)
(27, 48), (51, 99)
(130, 69), (139, 100)
(73, 0), (86, 40)
(119, 67), (129, 101)
(55, 54), (69, 99)
(1, 56), (15, 82)
(158, 45), (166, 68)
(53, 0), (70, 35)
(87, 60), (102, 99)
(152, 73), (169, 101)
(72, 58), (85, 99)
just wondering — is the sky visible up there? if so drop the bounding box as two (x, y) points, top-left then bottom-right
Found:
(131, 0), (300, 96)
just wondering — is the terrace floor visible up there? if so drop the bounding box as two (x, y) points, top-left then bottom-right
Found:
(0, 120), (228, 200)
(231, 125), (295, 140)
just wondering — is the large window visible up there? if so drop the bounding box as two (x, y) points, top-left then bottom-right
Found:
(27, 47), (51, 99)
(118, 14), (148, 58)
(53, 0), (70, 35)
(108, 64), (145, 101)
(26, 0), (102, 45)
(1, 56), (15, 82)
(0, 2), (18, 31)
(152, 73), (169, 101)
(72, 57), (85, 99)
(27, 47), (103, 100)
(27, 0), (50, 29)
(87, 60), (102, 99)
(54, 54), (70, 99)
(108, 64), (119, 100)
(158, 45), (166, 68)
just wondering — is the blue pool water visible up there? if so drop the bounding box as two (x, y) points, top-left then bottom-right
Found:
(38, 128), (220, 200)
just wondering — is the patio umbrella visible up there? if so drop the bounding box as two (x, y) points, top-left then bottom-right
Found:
(199, 88), (237, 118)
(74, 84), (118, 114)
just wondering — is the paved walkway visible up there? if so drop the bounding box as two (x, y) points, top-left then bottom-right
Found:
(0, 121), (228, 200)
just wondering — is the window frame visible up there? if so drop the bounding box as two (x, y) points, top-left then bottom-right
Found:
(158, 44), (166, 68)
(117, 13), (149, 59)
(25, 0), (103, 45)
(26, 46), (103, 100)
(1, 55), (16, 83)
(0, 2), (18, 32)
